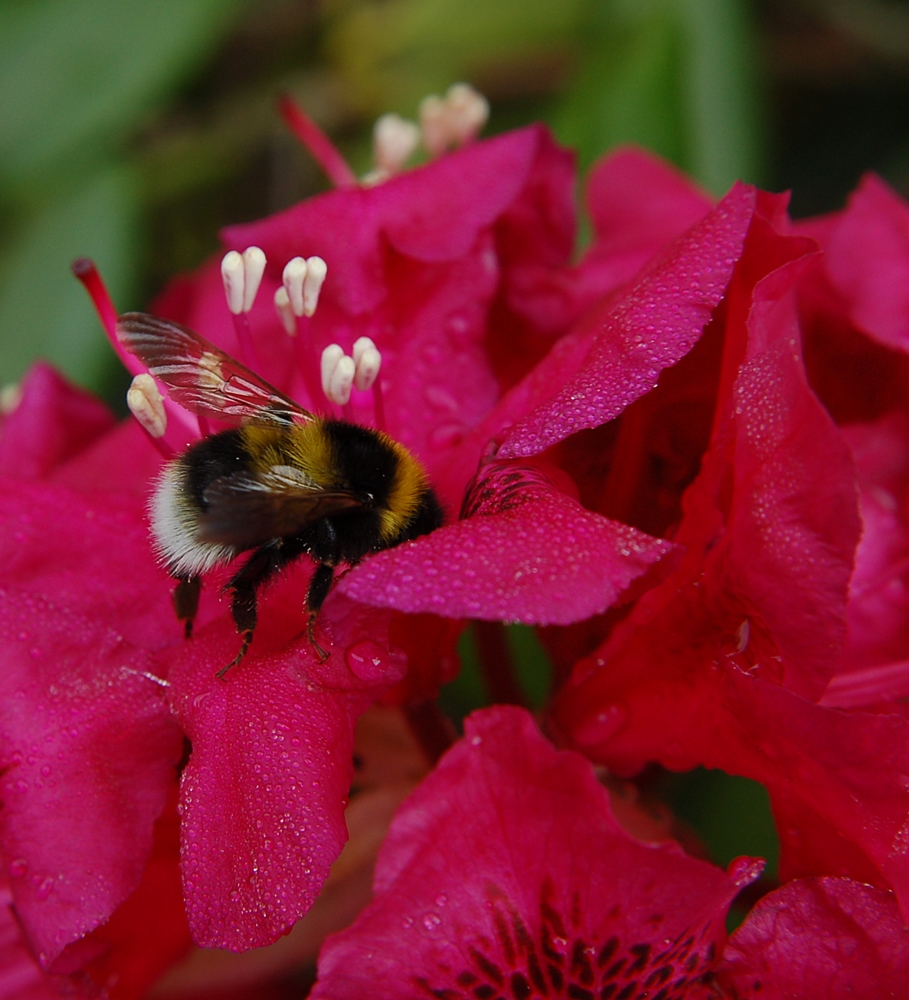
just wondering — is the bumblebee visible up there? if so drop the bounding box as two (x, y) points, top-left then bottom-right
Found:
(117, 313), (443, 676)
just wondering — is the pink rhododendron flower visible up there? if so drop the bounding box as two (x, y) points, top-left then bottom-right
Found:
(3, 91), (909, 995)
(312, 707), (909, 998)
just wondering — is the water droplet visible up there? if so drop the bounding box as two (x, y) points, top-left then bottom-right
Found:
(422, 912), (442, 931)
(345, 640), (388, 682)
(8, 858), (27, 878)
(35, 877), (54, 900)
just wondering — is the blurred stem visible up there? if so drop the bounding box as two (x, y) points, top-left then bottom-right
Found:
(474, 620), (527, 706)
(402, 701), (457, 766)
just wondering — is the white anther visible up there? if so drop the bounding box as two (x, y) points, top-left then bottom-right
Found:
(274, 287), (296, 335)
(321, 344), (354, 406)
(283, 257), (307, 316)
(352, 336), (382, 391)
(221, 247), (267, 315)
(127, 374), (167, 439)
(418, 94), (448, 159)
(445, 83), (489, 146)
(302, 256), (327, 317)
(320, 344), (344, 398)
(419, 84), (488, 157)
(373, 113), (421, 176)
(221, 251), (245, 315)
(241, 246), (266, 313)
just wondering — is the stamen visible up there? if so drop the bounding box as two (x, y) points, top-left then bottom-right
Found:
(221, 247), (266, 315)
(445, 82), (489, 146)
(372, 113), (420, 177)
(321, 345), (355, 406)
(419, 83), (489, 157)
(221, 251), (245, 315)
(352, 336), (381, 391)
(282, 256), (328, 409)
(241, 246), (266, 313)
(221, 247), (266, 370)
(278, 93), (358, 190)
(282, 256), (326, 318)
(302, 256), (327, 317)
(274, 287), (296, 335)
(418, 94), (448, 159)
(283, 256), (308, 317)
(127, 374), (175, 459)
(127, 374), (167, 438)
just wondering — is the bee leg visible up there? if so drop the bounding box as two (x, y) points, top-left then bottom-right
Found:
(172, 576), (201, 639)
(216, 584), (257, 680)
(218, 544), (282, 679)
(305, 563), (335, 663)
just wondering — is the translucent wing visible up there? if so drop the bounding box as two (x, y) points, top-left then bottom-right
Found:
(196, 466), (363, 549)
(116, 312), (312, 427)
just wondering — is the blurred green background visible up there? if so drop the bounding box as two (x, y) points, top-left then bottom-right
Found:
(2, 0), (906, 884)
(4, 0), (909, 392)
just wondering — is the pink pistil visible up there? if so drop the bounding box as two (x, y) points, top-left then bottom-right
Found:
(71, 258), (142, 377)
(278, 94), (358, 190)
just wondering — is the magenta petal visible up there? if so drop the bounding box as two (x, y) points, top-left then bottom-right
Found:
(166, 588), (406, 951)
(0, 364), (114, 481)
(0, 876), (99, 1000)
(340, 463), (674, 624)
(495, 182), (755, 458)
(312, 706), (761, 999)
(226, 127), (542, 315)
(0, 479), (178, 651)
(824, 173), (909, 352)
(714, 265), (860, 698)
(0, 588), (182, 967)
(718, 878), (909, 998)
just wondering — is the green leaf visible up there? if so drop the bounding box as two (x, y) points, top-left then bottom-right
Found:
(0, 164), (139, 389)
(551, 0), (763, 193)
(0, 0), (243, 187)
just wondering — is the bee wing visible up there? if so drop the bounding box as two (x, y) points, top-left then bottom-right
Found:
(197, 465), (363, 549)
(116, 312), (312, 427)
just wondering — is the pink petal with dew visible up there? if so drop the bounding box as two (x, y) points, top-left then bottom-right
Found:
(166, 582), (406, 951)
(836, 415), (909, 680)
(495, 182), (755, 458)
(0, 479), (180, 652)
(0, 589), (182, 967)
(557, 627), (909, 920)
(710, 258), (860, 699)
(312, 706), (761, 1000)
(0, 364), (113, 481)
(718, 878), (909, 998)
(340, 462), (674, 624)
(0, 875), (99, 1000)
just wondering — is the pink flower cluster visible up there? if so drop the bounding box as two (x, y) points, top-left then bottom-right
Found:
(2, 114), (909, 997)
